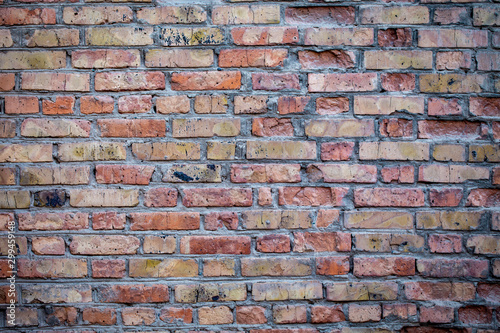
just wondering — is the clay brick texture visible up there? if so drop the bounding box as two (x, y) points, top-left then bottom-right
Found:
(0, 0), (499, 331)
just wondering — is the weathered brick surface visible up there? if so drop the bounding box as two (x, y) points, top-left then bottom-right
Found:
(1, 0), (498, 331)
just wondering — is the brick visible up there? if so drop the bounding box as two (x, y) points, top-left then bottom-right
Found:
(428, 98), (462, 116)
(0, 144), (52, 162)
(0, 51), (66, 70)
(305, 28), (374, 46)
(0, 237), (27, 255)
(130, 212), (199, 230)
(117, 95), (151, 113)
(378, 28), (412, 47)
(286, 6), (354, 24)
(470, 97), (500, 117)
(83, 308), (116, 325)
(26, 28), (79, 47)
(467, 189), (500, 207)
(22, 285), (91, 303)
(252, 73), (299, 91)
(383, 304), (417, 320)
(63, 6), (132, 24)
(436, 51), (471, 70)
(418, 29), (488, 48)
(359, 142), (429, 161)
(381, 73), (415, 91)
(477, 51), (500, 71)
(256, 234), (290, 253)
(316, 209), (340, 228)
(172, 118), (239, 138)
(158, 27), (224, 46)
(294, 231), (350, 252)
(19, 212), (88, 231)
(237, 306), (267, 324)
(404, 282), (475, 301)
(21, 118), (90, 138)
(417, 211), (482, 230)
(98, 119), (165, 137)
(418, 120), (485, 139)
(306, 119), (374, 137)
(0, 73), (15, 91)
(160, 307), (193, 324)
(72, 49), (140, 68)
(279, 96), (311, 114)
(429, 188), (463, 207)
(175, 283), (246, 303)
(349, 304), (381, 323)
(7, 308), (38, 326)
(137, 6), (206, 24)
(132, 142), (200, 161)
(459, 306), (492, 324)
(355, 188), (425, 207)
(232, 164), (300, 183)
(42, 96), (75, 115)
(5, 96), (38, 114)
(146, 49), (213, 68)
(70, 189), (138, 207)
(354, 257), (415, 277)
(307, 164), (376, 183)
(70, 235), (139, 255)
(80, 95), (114, 114)
(207, 141), (235, 160)
(213, 5), (280, 24)
(311, 305), (345, 323)
(429, 234), (462, 253)
(96, 165), (154, 185)
(195, 95), (228, 114)
(86, 27), (153, 46)
(434, 7), (468, 25)
(0, 167), (15, 185)
(247, 141), (316, 160)
(467, 235), (500, 254)
(235, 95), (268, 114)
(279, 187), (348, 206)
(477, 283), (500, 303)
(220, 49), (287, 68)
(0, 190), (30, 209)
(242, 258), (311, 276)
(232, 27), (299, 45)
(33, 189), (66, 208)
(180, 236), (251, 254)
(273, 305), (307, 324)
(95, 71), (164, 91)
(380, 118), (412, 138)
(242, 210), (312, 229)
(354, 96), (424, 115)
(316, 256), (349, 275)
(145, 187), (179, 207)
(473, 6), (500, 26)
(129, 259), (198, 277)
(93, 212), (125, 230)
(199, 306), (233, 325)
(156, 95), (190, 114)
(0, 8), (56, 25)
(44, 307), (77, 326)
(365, 50), (432, 69)
(97, 284), (169, 303)
(171, 71), (241, 90)
(18, 259), (87, 278)
(163, 164), (221, 183)
(258, 187), (272, 206)
(362, 6), (428, 24)
(321, 142), (354, 161)
(420, 306), (454, 323)
(381, 165), (414, 183)
(143, 236), (176, 254)
(326, 282), (398, 301)
(58, 142), (126, 161)
(204, 258), (236, 276)
(252, 281), (322, 301)
(419, 164), (489, 183)
(469, 144), (500, 162)
(21, 72), (90, 91)
(182, 188), (251, 207)
(417, 258), (488, 278)
(20, 166), (89, 185)
(309, 73), (377, 92)
(0, 30), (13, 47)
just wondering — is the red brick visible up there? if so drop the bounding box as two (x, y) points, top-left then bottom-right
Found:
(0, 73), (15, 91)
(80, 95), (114, 114)
(97, 284), (169, 303)
(405, 282), (475, 301)
(42, 96), (75, 115)
(256, 234), (290, 253)
(5, 96), (38, 114)
(355, 188), (425, 207)
(428, 98), (462, 116)
(31, 237), (65, 255)
(321, 142), (354, 161)
(171, 71), (241, 90)
(378, 28), (412, 47)
(381, 73), (415, 91)
(237, 306), (267, 324)
(98, 119), (165, 137)
(0, 8), (56, 25)
(311, 305), (345, 323)
(219, 49), (287, 68)
(83, 308), (117, 325)
(180, 236), (251, 254)
(92, 260), (125, 278)
(429, 234), (462, 253)
(279, 187), (348, 206)
(160, 307), (193, 324)
(232, 27), (299, 45)
(299, 50), (355, 69)
(96, 165), (154, 185)
(316, 97), (349, 115)
(418, 120), (485, 139)
(467, 189), (500, 207)
(130, 212), (198, 230)
(252, 118), (294, 137)
(95, 71), (165, 91)
(72, 49), (139, 68)
(0, 167), (15, 184)
(286, 6), (354, 24)
(182, 188), (252, 207)
(309, 73), (377, 92)
(470, 97), (500, 117)
(459, 306), (492, 324)
(418, 258), (488, 278)
(316, 256), (349, 275)
(118, 95), (152, 113)
(92, 212), (126, 230)
(381, 165), (414, 183)
(383, 304), (417, 320)
(252, 73), (300, 91)
(420, 306), (454, 323)
(477, 283), (500, 303)
(380, 118), (413, 138)
(429, 188), (463, 207)
(278, 96), (311, 115)
(354, 257), (415, 277)
(294, 231), (351, 252)
(205, 212), (238, 230)
(316, 209), (340, 228)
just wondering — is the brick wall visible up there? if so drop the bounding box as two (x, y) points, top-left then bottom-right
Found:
(0, 0), (499, 331)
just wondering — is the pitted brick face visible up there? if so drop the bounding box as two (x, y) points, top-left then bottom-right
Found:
(0, 0), (499, 331)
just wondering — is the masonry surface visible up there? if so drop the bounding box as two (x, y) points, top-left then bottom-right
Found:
(0, 0), (499, 331)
